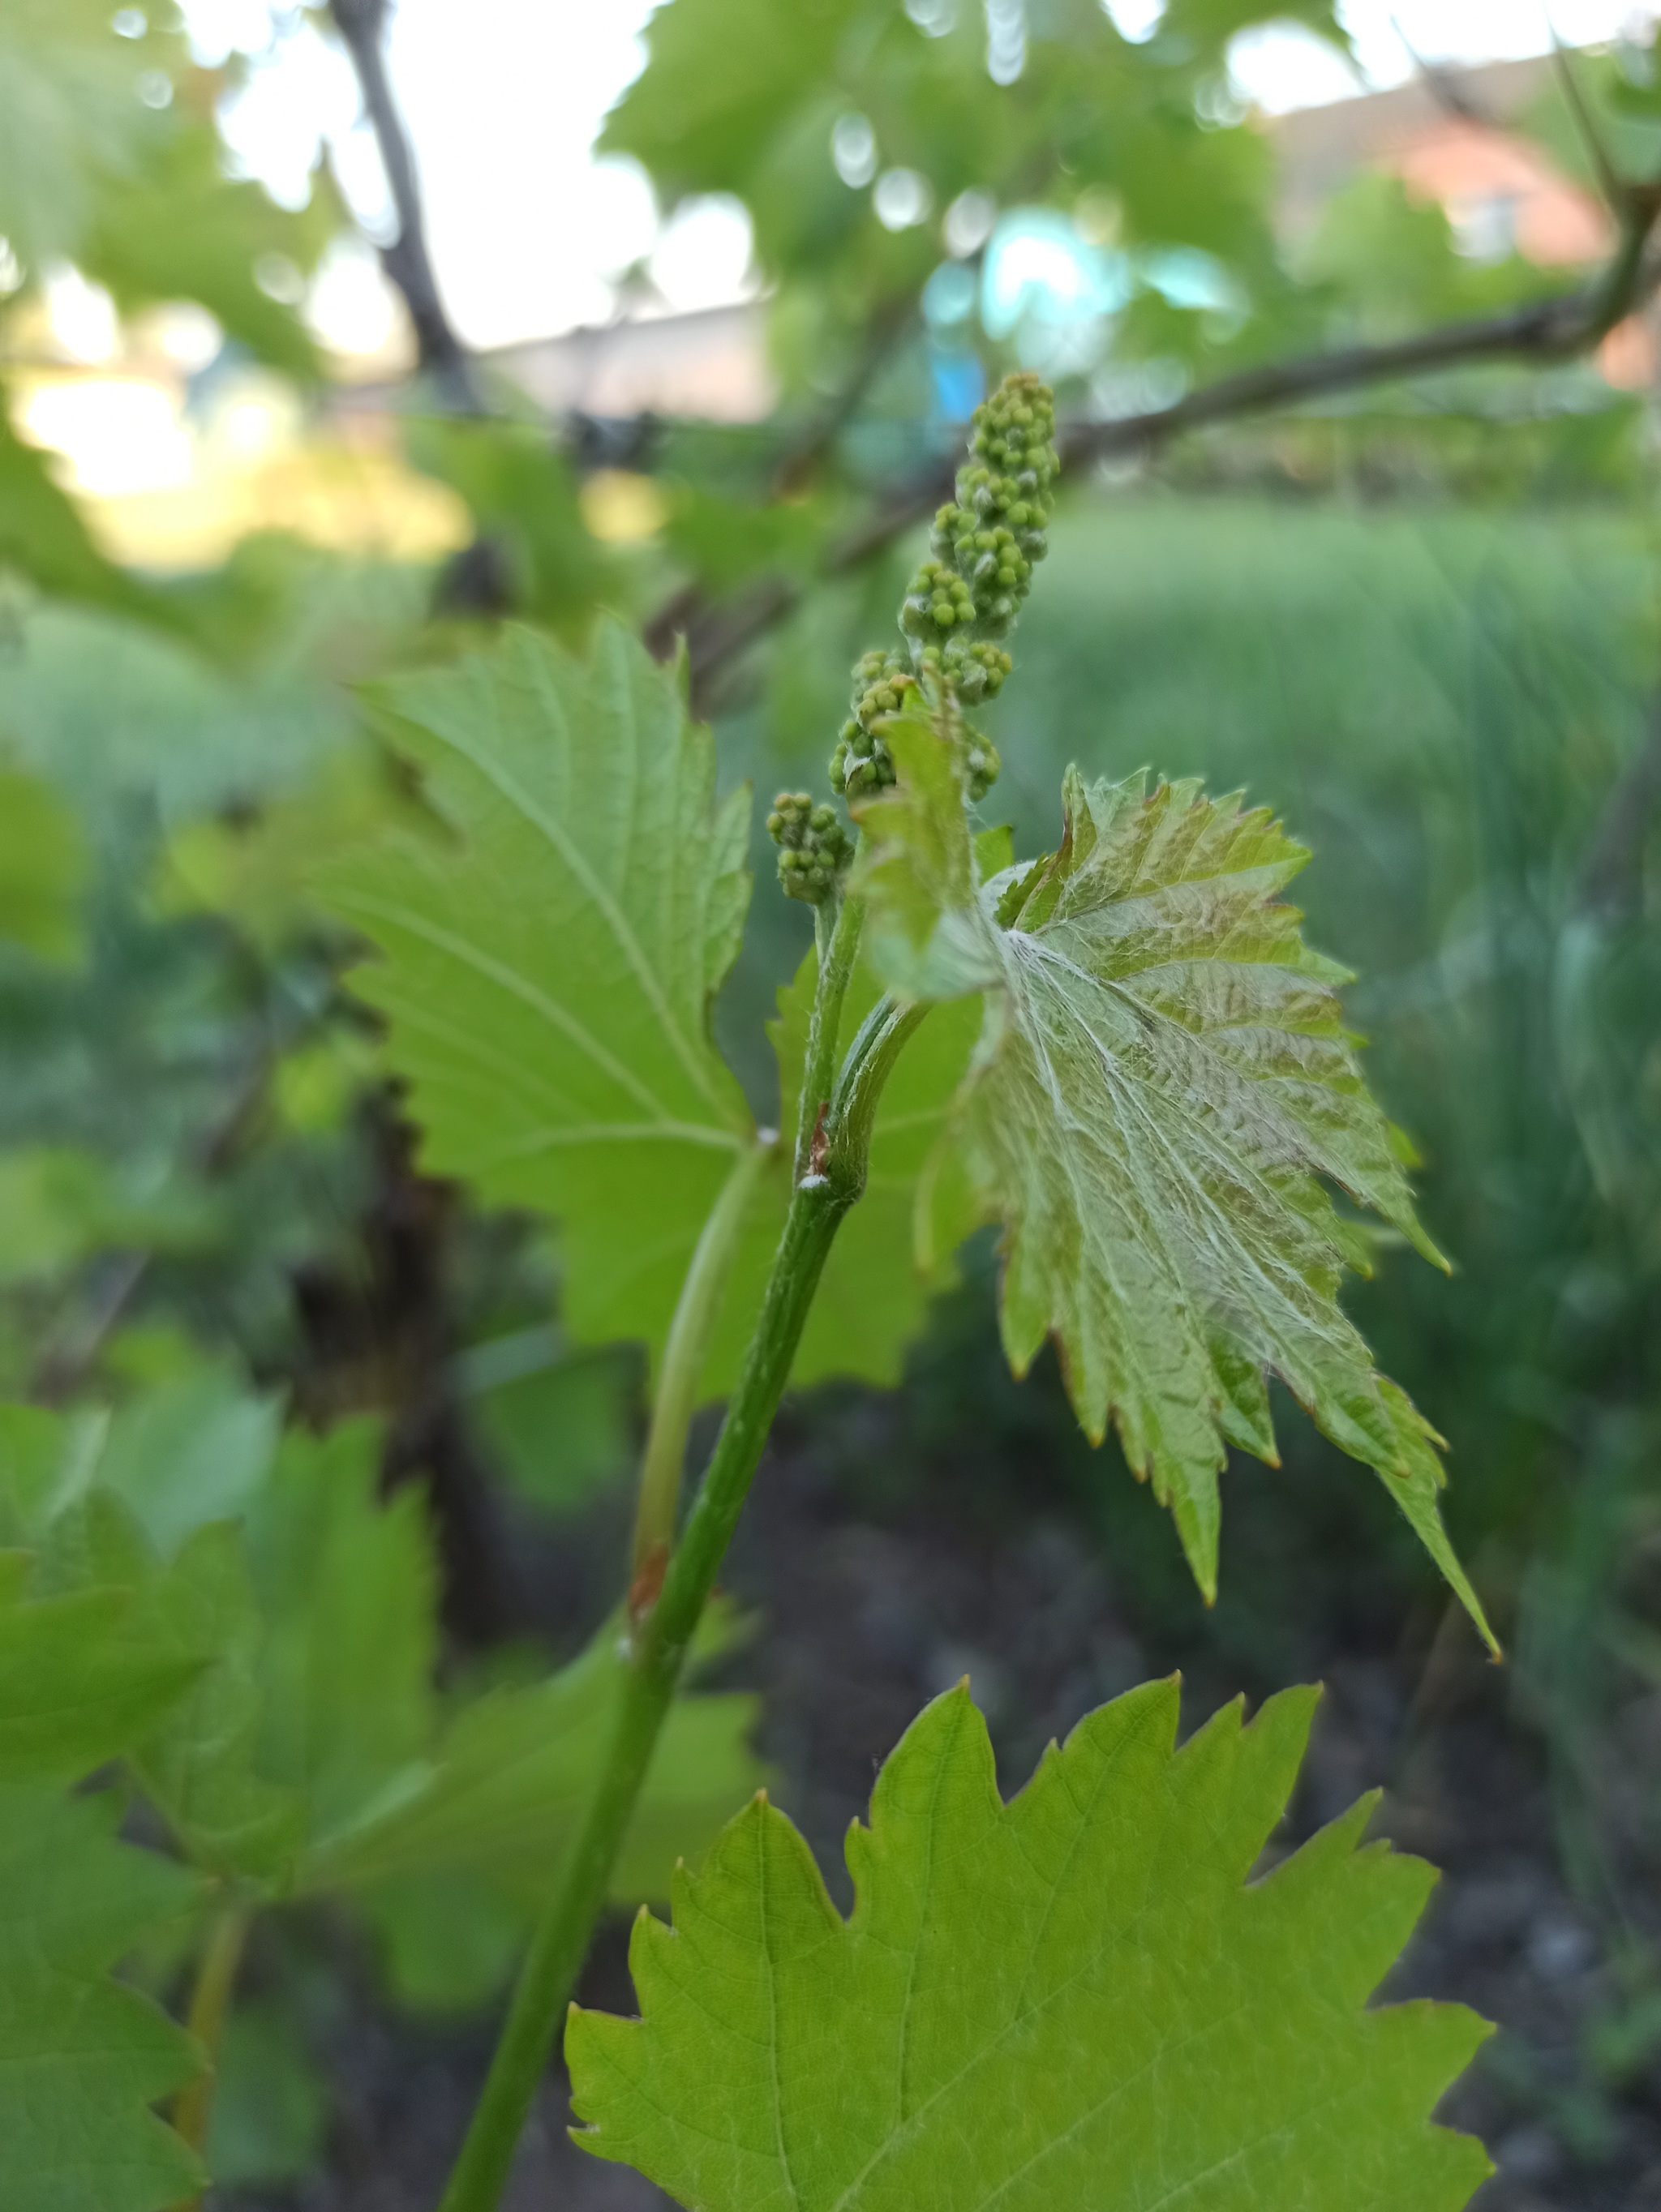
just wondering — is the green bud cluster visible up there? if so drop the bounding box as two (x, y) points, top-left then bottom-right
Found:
(830, 649), (915, 801)
(766, 790), (853, 905)
(900, 371), (1056, 673)
(830, 372), (1055, 810)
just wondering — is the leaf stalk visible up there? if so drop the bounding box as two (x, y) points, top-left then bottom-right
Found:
(795, 884), (865, 1181)
(170, 1901), (251, 2206)
(629, 1134), (772, 1592)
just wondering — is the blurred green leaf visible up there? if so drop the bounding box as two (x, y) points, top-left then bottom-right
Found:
(0, 1783), (202, 2212)
(0, 602), (353, 843)
(355, 1871), (526, 2014)
(603, 0), (1310, 371)
(0, 1572), (202, 1782)
(1303, 172), (1548, 339)
(0, 2), (328, 370)
(94, 1363), (281, 1563)
(0, 403), (172, 628)
(304, 1606), (764, 1916)
(0, 1145), (115, 1285)
(79, 118), (328, 379)
(0, 1143), (222, 1290)
(663, 479), (826, 595)
(0, 1417), (219, 2212)
(127, 1519), (306, 1886)
(0, 0), (161, 270)
(406, 415), (618, 631)
(0, 765), (86, 964)
(157, 746), (423, 953)
(244, 1420), (436, 1846)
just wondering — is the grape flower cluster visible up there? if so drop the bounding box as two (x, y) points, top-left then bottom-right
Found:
(765, 791), (853, 905)
(769, 372), (1057, 904)
(830, 371), (1056, 806)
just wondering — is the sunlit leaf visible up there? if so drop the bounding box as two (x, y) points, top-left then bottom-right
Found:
(326, 619), (978, 1400)
(0, 0), (159, 270)
(324, 619), (756, 1377)
(569, 1678), (1491, 2212)
(79, 118), (327, 378)
(0, 405), (170, 628)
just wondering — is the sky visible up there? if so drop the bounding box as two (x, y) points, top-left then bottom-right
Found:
(181, 0), (1659, 357)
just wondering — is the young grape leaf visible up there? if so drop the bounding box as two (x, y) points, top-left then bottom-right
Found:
(324, 619), (755, 1374)
(326, 621), (979, 1400)
(852, 714), (1494, 1645)
(0, 1785), (202, 2212)
(569, 1678), (1492, 2212)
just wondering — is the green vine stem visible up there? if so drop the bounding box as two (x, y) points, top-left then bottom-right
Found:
(629, 1134), (772, 1594)
(795, 883), (865, 1179)
(436, 979), (891, 2212)
(170, 1901), (250, 2207)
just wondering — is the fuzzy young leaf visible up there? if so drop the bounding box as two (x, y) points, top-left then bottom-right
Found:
(569, 1679), (1491, 2212)
(854, 715), (1493, 1644)
(0, 1785), (203, 2212)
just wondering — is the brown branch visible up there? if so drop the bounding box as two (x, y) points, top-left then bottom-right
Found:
(641, 297), (918, 667)
(1551, 32), (1627, 219)
(672, 205), (1661, 712)
(328, 0), (482, 412)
